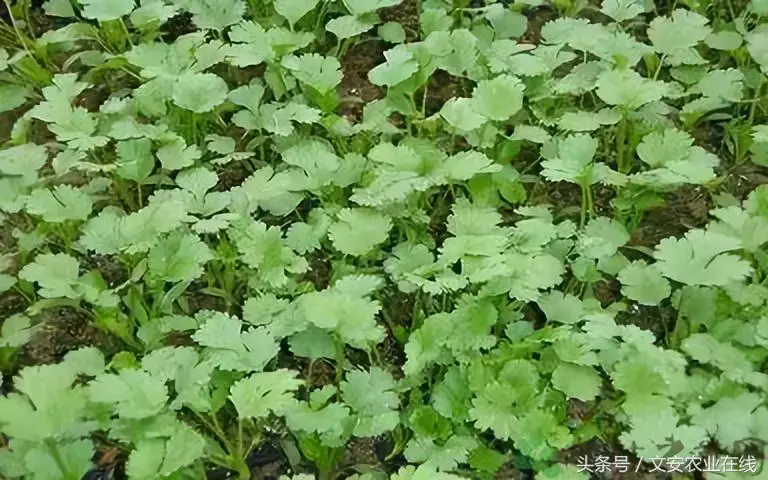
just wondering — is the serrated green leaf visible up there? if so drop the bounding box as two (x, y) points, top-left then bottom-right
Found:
(654, 229), (753, 286)
(368, 46), (419, 87)
(25, 185), (92, 223)
(329, 208), (392, 256)
(172, 73), (229, 112)
(116, 138), (155, 183)
(229, 369), (302, 419)
(79, 0), (135, 21)
(89, 369), (168, 418)
(618, 261), (671, 305)
(551, 363), (602, 401)
(275, 0), (319, 27)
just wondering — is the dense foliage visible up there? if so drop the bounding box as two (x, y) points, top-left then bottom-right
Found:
(1, 0), (768, 478)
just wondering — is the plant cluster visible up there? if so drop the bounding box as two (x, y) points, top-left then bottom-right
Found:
(0, 0), (768, 479)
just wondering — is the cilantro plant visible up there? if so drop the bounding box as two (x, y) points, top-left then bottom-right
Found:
(1, 0), (768, 479)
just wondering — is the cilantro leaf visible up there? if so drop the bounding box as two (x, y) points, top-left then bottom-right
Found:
(25, 185), (92, 223)
(576, 217), (630, 260)
(172, 73), (229, 112)
(342, 367), (401, 436)
(0, 315), (37, 348)
(79, 0), (135, 21)
(229, 370), (302, 419)
(631, 128), (719, 187)
(147, 231), (213, 284)
(648, 9), (711, 65)
(601, 0), (645, 22)
(88, 369), (168, 419)
(274, 0), (319, 27)
(618, 261), (671, 305)
(471, 74), (525, 121)
(551, 363), (602, 401)
(596, 69), (670, 109)
(368, 46), (419, 87)
(653, 229), (753, 286)
(19, 253), (80, 299)
(282, 54), (343, 94)
(182, 0), (246, 30)
(329, 208), (392, 256)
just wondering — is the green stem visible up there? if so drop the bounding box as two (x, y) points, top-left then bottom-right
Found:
(653, 54), (666, 80)
(749, 77), (765, 124)
(334, 337), (345, 389)
(616, 116), (629, 173)
(579, 183), (587, 228)
(2, 0), (34, 60)
(45, 441), (74, 480)
(119, 18), (134, 47)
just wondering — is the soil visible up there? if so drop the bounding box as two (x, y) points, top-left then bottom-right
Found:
(380, 0), (420, 42)
(2, 3), (768, 480)
(721, 163), (768, 201)
(162, 12), (197, 42)
(630, 186), (711, 247)
(20, 306), (122, 366)
(302, 251), (333, 290)
(338, 39), (385, 120)
(424, 71), (466, 117)
(520, 6), (558, 45)
(216, 161), (252, 191)
(0, 105), (25, 144)
(185, 280), (228, 314)
(82, 255), (130, 289)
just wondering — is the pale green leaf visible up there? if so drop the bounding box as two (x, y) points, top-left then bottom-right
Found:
(229, 370), (302, 419)
(654, 229), (753, 286)
(79, 0), (135, 21)
(25, 185), (92, 223)
(275, 0), (319, 27)
(551, 363), (602, 401)
(368, 46), (419, 87)
(172, 73), (229, 113)
(329, 208), (392, 256)
(618, 261), (671, 305)
(88, 370), (168, 418)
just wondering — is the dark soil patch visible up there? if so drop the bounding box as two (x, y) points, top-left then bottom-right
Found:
(592, 277), (620, 307)
(615, 303), (677, 343)
(379, 0), (420, 41)
(0, 291), (26, 318)
(424, 70), (466, 117)
(216, 161), (251, 191)
(204, 440), (290, 480)
(162, 12), (197, 42)
(0, 105), (25, 145)
(721, 163), (768, 201)
(82, 255), (129, 288)
(630, 186), (710, 247)
(338, 39), (385, 120)
(528, 182), (615, 221)
(376, 331), (405, 375)
(341, 435), (392, 468)
(21, 306), (122, 366)
(302, 252), (332, 290)
(494, 461), (524, 479)
(521, 7), (558, 45)
(299, 357), (335, 388)
(185, 284), (228, 314)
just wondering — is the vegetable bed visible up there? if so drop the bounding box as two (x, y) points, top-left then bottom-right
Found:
(1, 0), (768, 479)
